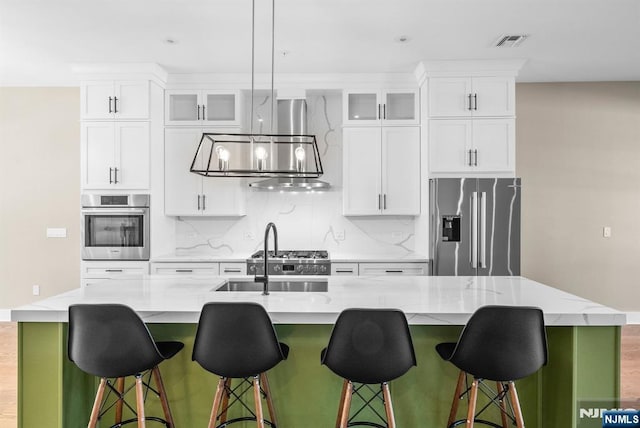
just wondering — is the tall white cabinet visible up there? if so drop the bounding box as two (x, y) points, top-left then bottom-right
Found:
(422, 63), (520, 177)
(342, 88), (421, 216)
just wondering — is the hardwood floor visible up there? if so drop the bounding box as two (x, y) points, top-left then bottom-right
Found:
(0, 323), (638, 428)
(0, 323), (17, 428)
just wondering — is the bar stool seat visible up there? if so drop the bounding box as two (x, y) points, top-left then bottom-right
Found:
(321, 308), (416, 428)
(436, 305), (548, 428)
(68, 303), (184, 428)
(192, 302), (289, 428)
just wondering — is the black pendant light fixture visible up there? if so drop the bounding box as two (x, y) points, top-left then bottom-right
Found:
(190, 0), (325, 179)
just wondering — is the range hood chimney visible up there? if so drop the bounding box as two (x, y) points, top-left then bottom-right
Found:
(249, 93), (331, 191)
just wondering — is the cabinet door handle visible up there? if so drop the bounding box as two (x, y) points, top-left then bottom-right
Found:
(468, 94), (473, 111)
(474, 149), (478, 166)
(105, 269), (123, 273)
(109, 167), (113, 184)
(202, 195), (206, 210)
(202, 105), (206, 120)
(474, 94), (478, 111)
(197, 105), (201, 120)
(108, 97), (113, 113)
(378, 104), (381, 120)
(175, 269), (193, 273)
(467, 150), (472, 166)
(224, 268), (242, 273)
(383, 194), (387, 210)
(114, 96), (118, 113)
(385, 270), (403, 273)
(197, 195), (201, 210)
(114, 167), (119, 183)
(383, 104), (386, 119)
(378, 194), (381, 209)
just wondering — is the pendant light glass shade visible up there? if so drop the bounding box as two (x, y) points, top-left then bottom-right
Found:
(190, 133), (324, 178)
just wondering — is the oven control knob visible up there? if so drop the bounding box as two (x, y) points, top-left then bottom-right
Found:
(248, 265), (255, 273)
(320, 265), (327, 273)
(297, 265), (304, 273)
(312, 266), (318, 273)
(274, 265), (281, 272)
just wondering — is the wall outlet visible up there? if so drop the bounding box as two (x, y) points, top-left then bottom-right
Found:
(243, 231), (255, 240)
(32, 285), (40, 296)
(603, 226), (612, 238)
(335, 230), (345, 241)
(46, 228), (67, 238)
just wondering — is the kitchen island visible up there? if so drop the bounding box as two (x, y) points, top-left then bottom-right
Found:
(12, 275), (625, 428)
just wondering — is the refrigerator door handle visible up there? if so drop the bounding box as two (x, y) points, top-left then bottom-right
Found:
(470, 191), (478, 268)
(480, 192), (487, 268)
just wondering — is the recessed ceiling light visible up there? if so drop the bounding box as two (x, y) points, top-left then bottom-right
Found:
(493, 34), (528, 48)
(395, 35), (410, 43)
(164, 38), (177, 45)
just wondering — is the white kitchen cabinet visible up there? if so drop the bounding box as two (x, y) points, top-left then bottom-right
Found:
(428, 77), (515, 118)
(150, 262), (219, 275)
(164, 128), (246, 216)
(219, 262), (246, 276)
(358, 263), (428, 276)
(81, 80), (149, 120)
(331, 263), (359, 276)
(81, 261), (149, 287)
(343, 127), (420, 215)
(165, 90), (242, 126)
(81, 121), (150, 189)
(343, 89), (419, 126)
(429, 119), (515, 173)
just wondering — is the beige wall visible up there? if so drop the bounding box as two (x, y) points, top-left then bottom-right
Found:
(0, 87), (80, 308)
(516, 82), (640, 311)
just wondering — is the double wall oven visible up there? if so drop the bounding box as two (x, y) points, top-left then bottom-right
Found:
(81, 194), (150, 260)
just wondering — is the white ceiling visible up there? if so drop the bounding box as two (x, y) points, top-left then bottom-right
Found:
(1, 0), (639, 85)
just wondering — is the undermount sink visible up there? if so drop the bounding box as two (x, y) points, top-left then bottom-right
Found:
(215, 279), (328, 292)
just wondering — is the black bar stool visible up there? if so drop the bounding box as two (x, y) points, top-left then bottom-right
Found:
(321, 308), (417, 428)
(436, 305), (548, 428)
(192, 302), (289, 428)
(68, 303), (184, 428)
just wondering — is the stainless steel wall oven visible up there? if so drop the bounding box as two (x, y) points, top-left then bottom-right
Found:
(81, 194), (150, 260)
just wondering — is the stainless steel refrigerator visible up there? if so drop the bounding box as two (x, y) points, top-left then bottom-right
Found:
(430, 178), (521, 276)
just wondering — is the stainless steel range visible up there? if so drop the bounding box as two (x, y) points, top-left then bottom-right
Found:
(247, 250), (330, 275)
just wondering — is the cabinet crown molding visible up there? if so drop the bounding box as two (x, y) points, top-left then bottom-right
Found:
(414, 59), (527, 85)
(72, 63), (168, 86)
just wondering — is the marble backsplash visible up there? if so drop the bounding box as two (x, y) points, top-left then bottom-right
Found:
(174, 92), (417, 257)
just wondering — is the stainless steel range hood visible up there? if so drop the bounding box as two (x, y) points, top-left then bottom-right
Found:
(249, 98), (331, 191)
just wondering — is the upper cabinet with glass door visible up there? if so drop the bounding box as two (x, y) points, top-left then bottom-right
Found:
(165, 90), (243, 127)
(343, 89), (419, 126)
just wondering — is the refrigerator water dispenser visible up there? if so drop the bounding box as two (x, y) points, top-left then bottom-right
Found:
(442, 216), (461, 242)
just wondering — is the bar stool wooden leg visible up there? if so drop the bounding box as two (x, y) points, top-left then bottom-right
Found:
(335, 379), (349, 428)
(496, 382), (509, 428)
(152, 367), (175, 427)
(208, 377), (227, 428)
(253, 375), (266, 428)
(465, 378), (479, 428)
(114, 377), (125, 425)
(260, 373), (278, 426)
(507, 381), (525, 428)
(219, 378), (232, 424)
(448, 370), (466, 427)
(134, 374), (146, 428)
(338, 381), (353, 428)
(88, 377), (107, 428)
(381, 382), (396, 428)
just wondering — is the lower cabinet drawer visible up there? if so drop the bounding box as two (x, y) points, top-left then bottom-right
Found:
(219, 263), (246, 276)
(358, 263), (428, 276)
(150, 262), (219, 275)
(331, 263), (359, 276)
(82, 261), (149, 277)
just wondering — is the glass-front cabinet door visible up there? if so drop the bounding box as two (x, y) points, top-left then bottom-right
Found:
(343, 89), (419, 126)
(165, 90), (242, 126)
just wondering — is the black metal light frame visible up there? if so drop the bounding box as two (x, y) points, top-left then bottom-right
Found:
(190, 132), (324, 178)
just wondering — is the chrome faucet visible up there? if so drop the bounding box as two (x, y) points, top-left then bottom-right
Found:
(255, 222), (278, 295)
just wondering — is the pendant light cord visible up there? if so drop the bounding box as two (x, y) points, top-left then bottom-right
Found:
(270, 0), (275, 134)
(250, 0), (275, 135)
(250, 0), (255, 135)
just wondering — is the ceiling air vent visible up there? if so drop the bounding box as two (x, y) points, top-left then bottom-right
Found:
(494, 34), (528, 48)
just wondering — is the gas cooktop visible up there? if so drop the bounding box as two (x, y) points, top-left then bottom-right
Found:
(247, 250), (331, 275)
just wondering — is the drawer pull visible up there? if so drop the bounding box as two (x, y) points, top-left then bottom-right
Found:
(175, 269), (193, 273)
(224, 269), (242, 273)
(105, 269), (123, 273)
(336, 269), (354, 273)
(385, 270), (403, 273)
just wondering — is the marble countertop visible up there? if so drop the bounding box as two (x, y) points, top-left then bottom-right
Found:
(151, 252), (428, 263)
(11, 275), (625, 326)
